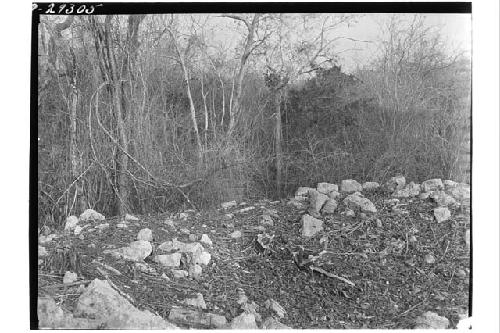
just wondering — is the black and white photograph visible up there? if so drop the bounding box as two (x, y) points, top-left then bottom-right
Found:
(24, 1), (497, 331)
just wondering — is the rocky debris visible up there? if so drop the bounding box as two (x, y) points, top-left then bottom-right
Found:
(39, 245), (48, 257)
(264, 299), (286, 318)
(63, 271), (78, 284)
(79, 209), (105, 221)
(134, 262), (156, 274)
(362, 182), (380, 191)
(74, 279), (178, 329)
(414, 311), (449, 329)
(188, 234), (197, 242)
(340, 179), (363, 193)
(260, 214), (274, 226)
(183, 293), (207, 309)
(237, 206), (255, 213)
(375, 219), (383, 228)
(448, 184), (470, 204)
(38, 297), (96, 329)
(241, 302), (262, 322)
(384, 198), (400, 206)
(392, 187), (410, 198)
(74, 225), (83, 235)
(137, 228), (153, 242)
(64, 216), (79, 231)
(328, 190), (341, 200)
(287, 198), (307, 209)
(262, 208), (279, 218)
(321, 198), (338, 214)
(430, 191), (457, 207)
(200, 234), (212, 246)
(39, 233), (57, 244)
(409, 235), (417, 242)
(164, 218), (176, 228)
(295, 186), (315, 198)
(188, 264), (203, 279)
(231, 230), (242, 239)
(385, 176), (406, 192)
(154, 253), (182, 267)
(104, 240), (152, 262)
(168, 307), (227, 328)
(456, 269), (467, 278)
(345, 209), (356, 217)
(262, 316), (291, 329)
(172, 270), (189, 279)
(424, 254), (436, 264)
(125, 213), (139, 221)
(407, 182), (421, 196)
(178, 212), (189, 220)
(392, 205), (409, 215)
(180, 228), (190, 235)
(419, 192), (432, 200)
(230, 312), (258, 329)
(443, 179), (458, 190)
(116, 222), (128, 228)
(343, 193), (377, 213)
(308, 189), (328, 216)
(96, 223), (110, 231)
(316, 182), (338, 194)
(236, 288), (249, 305)
(464, 229), (470, 249)
(434, 207), (451, 223)
(301, 214), (323, 237)
(421, 178), (444, 192)
(192, 250), (211, 266)
(221, 200), (237, 209)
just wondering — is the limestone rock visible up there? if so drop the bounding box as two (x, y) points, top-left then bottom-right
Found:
(260, 214), (274, 226)
(154, 253), (181, 267)
(172, 270), (189, 279)
(448, 184), (470, 204)
(443, 179), (458, 190)
(407, 182), (421, 196)
(38, 297), (98, 329)
(414, 311), (449, 329)
(200, 234), (213, 246)
(343, 194), (377, 213)
(192, 250), (211, 266)
(262, 317), (290, 329)
(295, 186), (315, 198)
(134, 262), (156, 274)
(264, 299), (286, 318)
(321, 198), (337, 214)
(137, 228), (153, 242)
(188, 234), (197, 242)
(345, 209), (355, 217)
(79, 209), (105, 221)
(96, 223), (109, 231)
(419, 191), (432, 200)
(287, 198), (307, 209)
(74, 225), (83, 235)
(392, 187), (410, 198)
(386, 176), (406, 192)
(75, 279), (178, 329)
(221, 200), (237, 209)
(430, 191), (457, 207)
(125, 213), (139, 221)
(434, 207), (451, 223)
(316, 182), (338, 194)
(38, 245), (48, 257)
(301, 214), (323, 237)
(116, 222), (128, 228)
(362, 182), (380, 191)
(328, 190), (341, 200)
(340, 179), (363, 193)
(308, 189), (328, 216)
(464, 229), (470, 249)
(64, 216), (79, 231)
(424, 254), (436, 264)
(188, 264), (203, 279)
(106, 240), (152, 262)
(231, 230), (242, 239)
(183, 293), (207, 309)
(422, 178), (444, 192)
(230, 313), (258, 329)
(63, 271), (78, 284)
(168, 307), (227, 329)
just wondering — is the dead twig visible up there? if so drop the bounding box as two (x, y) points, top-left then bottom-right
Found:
(310, 266), (355, 286)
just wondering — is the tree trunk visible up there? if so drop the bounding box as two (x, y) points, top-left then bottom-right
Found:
(275, 90), (283, 198)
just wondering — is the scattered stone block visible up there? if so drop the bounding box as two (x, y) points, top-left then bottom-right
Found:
(316, 182), (338, 194)
(137, 228), (153, 242)
(434, 207), (451, 223)
(340, 179), (363, 193)
(422, 178), (444, 192)
(79, 209), (105, 221)
(301, 214), (323, 237)
(414, 311), (449, 329)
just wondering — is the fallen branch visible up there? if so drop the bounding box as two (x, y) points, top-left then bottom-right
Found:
(41, 279), (92, 289)
(310, 266), (355, 286)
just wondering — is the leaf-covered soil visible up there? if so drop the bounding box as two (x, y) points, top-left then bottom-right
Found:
(38, 189), (470, 329)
